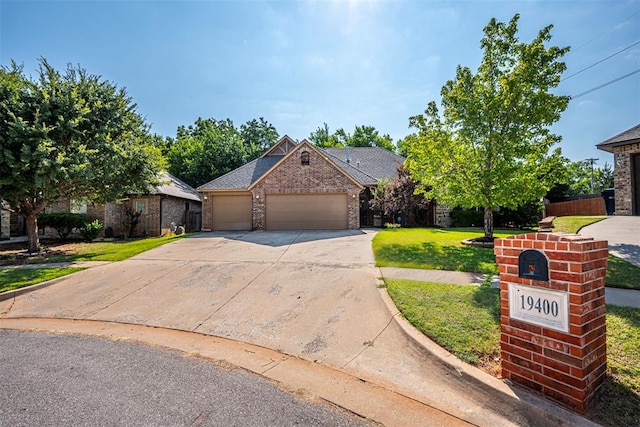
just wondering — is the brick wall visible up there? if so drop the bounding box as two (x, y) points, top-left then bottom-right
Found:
(612, 142), (640, 215)
(494, 233), (607, 411)
(251, 147), (363, 230)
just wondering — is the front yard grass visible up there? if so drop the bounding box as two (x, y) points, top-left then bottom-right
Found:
(384, 278), (640, 427)
(373, 227), (522, 275)
(551, 215), (607, 234)
(373, 226), (640, 290)
(0, 267), (85, 293)
(0, 234), (189, 293)
(0, 234), (188, 265)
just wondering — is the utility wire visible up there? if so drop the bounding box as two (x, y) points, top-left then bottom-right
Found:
(570, 68), (640, 99)
(568, 10), (640, 54)
(562, 40), (640, 82)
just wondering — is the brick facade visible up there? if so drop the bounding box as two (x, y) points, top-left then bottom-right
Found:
(494, 233), (608, 412)
(612, 142), (640, 215)
(250, 146), (363, 230)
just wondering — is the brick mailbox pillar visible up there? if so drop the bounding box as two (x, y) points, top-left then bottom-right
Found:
(494, 233), (608, 411)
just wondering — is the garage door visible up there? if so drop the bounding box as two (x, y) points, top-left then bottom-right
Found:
(266, 194), (348, 230)
(211, 194), (252, 230)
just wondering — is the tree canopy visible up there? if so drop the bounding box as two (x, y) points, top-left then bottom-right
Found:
(308, 123), (395, 151)
(404, 14), (570, 239)
(547, 161), (614, 200)
(0, 59), (163, 252)
(165, 117), (279, 188)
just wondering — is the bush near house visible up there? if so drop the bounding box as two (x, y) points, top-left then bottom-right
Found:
(38, 213), (87, 241)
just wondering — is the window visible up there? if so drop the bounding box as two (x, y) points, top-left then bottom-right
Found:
(70, 199), (87, 214)
(135, 200), (148, 214)
(301, 151), (310, 166)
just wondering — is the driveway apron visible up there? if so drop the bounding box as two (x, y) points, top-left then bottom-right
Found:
(580, 216), (640, 267)
(0, 230), (578, 426)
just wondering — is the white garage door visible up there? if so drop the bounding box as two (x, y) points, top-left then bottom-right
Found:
(266, 194), (348, 230)
(211, 194), (252, 231)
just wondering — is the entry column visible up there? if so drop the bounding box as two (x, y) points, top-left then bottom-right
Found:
(494, 232), (608, 411)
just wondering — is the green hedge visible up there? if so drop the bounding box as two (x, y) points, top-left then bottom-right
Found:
(39, 213), (87, 240)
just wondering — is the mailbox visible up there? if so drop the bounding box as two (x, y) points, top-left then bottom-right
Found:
(518, 249), (549, 281)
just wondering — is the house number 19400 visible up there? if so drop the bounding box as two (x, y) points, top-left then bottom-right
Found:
(520, 295), (559, 317)
(509, 284), (569, 332)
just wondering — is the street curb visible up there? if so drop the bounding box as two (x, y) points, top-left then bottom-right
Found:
(376, 275), (599, 427)
(0, 317), (469, 427)
(0, 275), (74, 302)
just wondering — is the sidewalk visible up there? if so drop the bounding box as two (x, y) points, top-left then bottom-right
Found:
(380, 267), (640, 309)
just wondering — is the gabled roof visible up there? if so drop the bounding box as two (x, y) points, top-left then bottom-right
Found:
(248, 140), (364, 190)
(597, 123), (640, 153)
(197, 138), (406, 191)
(197, 156), (282, 190)
(261, 135), (297, 157)
(154, 172), (202, 202)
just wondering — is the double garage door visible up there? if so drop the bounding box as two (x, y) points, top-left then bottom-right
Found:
(211, 193), (348, 230)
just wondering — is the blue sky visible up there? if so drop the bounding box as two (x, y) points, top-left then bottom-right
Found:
(1, 0), (638, 166)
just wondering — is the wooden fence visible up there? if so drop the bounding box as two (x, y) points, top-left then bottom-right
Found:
(545, 197), (606, 217)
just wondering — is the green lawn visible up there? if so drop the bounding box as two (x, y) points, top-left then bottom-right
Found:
(0, 234), (188, 292)
(551, 215), (607, 234)
(0, 267), (85, 293)
(372, 227), (522, 275)
(384, 279), (640, 427)
(373, 225), (640, 290)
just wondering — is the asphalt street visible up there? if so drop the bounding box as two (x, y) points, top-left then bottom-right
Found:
(0, 330), (371, 427)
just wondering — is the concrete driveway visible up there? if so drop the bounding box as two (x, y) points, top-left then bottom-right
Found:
(0, 230), (590, 426)
(580, 216), (640, 267)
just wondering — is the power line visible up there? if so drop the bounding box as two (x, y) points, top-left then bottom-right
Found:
(568, 10), (640, 54)
(570, 68), (640, 99)
(561, 40), (640, 82)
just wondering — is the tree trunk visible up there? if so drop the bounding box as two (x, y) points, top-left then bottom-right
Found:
(25, 213), (40, 253)
(484, 206), (494, 240)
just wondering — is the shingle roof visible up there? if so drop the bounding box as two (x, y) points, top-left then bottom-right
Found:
(197, 156), (283, 190)
(196, 146), (406, 191)
(322, 147), (405, 185)
(596, 123), (640, 153)
(154, 172), (202, 202)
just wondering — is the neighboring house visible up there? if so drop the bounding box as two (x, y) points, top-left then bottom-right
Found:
(0, 200), (10, 239)
(597, 123), (640, 216)
(197, 136), (446, 231)
(42, 172), (202, 238)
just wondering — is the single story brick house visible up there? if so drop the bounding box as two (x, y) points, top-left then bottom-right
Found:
(197, 136), (448, 231)
(597, 123), (640, 215)
(40, 172), (202, 238)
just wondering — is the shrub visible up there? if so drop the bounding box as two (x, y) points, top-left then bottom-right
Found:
(80, 219), (103, 241)
(39, 213), (87, 240)
(450, 208), (484, 227)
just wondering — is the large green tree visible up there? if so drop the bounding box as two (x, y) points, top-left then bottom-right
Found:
(166, 118), (245, 188)
(240, 117), (279, 161)
(308, 123), (395, 151)
(0, 59), (163, 252)
(405, 14), (569, 239)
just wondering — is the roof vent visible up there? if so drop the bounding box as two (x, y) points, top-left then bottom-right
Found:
(346, 147), (351, 163)
(356, 159), (361, 169)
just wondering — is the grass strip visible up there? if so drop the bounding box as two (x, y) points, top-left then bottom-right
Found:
(0, 267), (85, 293)
(384, 278), (640, 427)
(386, 279), (500, 365)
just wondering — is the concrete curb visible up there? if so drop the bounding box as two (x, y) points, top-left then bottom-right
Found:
(0, 262), (110, 302)
(376, 274), (599, 427)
